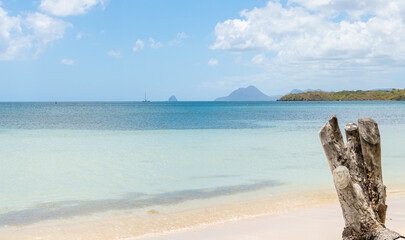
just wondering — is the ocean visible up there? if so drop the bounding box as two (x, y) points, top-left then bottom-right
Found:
(1, 101), (405, 236)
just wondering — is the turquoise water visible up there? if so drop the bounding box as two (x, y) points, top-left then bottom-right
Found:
(1, 101), (405, 226)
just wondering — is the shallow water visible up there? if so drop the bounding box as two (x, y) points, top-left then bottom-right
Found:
(0, 101), (405, 227)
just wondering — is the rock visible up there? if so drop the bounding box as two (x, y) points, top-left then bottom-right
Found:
(168, 95), (178, 101)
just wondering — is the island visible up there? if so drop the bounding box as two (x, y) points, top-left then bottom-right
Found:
(279, 89), (405, 101)
(168, 95), (178, 101)
(215, 85), (280, 101)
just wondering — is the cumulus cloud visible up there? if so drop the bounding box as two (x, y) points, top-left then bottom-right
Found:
(0, 8), (29, 60)
(107, 49), (121, 58)
(39, 0), (106, 17)
(0, 0), (107, 61)
(133, 38), (164, 51)
(211, 0), (405, 72)
(168, 32), (190, 46)
(149, 38), (163, 49)
(0, 7), (71, 60)
(132, 39), (144, 51)
(208, 58), (219, 66)
(25, 12), (71, 50)
(61, 58), (74, 64)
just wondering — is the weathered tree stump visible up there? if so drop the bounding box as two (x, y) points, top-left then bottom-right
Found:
(319, 115), (404, 240)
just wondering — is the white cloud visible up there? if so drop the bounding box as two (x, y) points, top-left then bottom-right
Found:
(0, 7), (70, 60)
(0, 7), (30, 60)
(0, 0), (107, 61)
(76, 32), (82, 39)
(251, 54), (267, 65)
(107, 49), (121, 58)
(168, 32), (190, 46)
(133, 39), (144, 51)
(39, 0), (106, 17)
(211, 0), (405, 72)
(25, 12), (71, 50)
(149, 38), (163, 49)
(61, 58), (74, 65)
(208, 58), (219, 66)
(177, 32), (189, 39)
(167, 32), (190, 46)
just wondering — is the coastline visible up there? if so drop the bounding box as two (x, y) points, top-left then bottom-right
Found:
(138, 194), (405, 240)
(1, 188), (404, 240)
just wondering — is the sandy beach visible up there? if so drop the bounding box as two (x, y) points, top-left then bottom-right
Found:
(3, 0), (405, 238)
(138, 194), (405, 240)
(1, 192), (403, 240)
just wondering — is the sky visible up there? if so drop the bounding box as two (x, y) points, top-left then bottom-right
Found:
(0, 0), (405, 101)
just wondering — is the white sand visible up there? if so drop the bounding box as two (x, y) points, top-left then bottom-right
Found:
(138, 195), (405, 240)
(1, 194), (403, 240)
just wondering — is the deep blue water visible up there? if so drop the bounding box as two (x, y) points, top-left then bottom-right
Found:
(1, 101), (405, 130)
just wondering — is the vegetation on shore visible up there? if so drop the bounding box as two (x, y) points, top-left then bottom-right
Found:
(279, 89), (405, 101)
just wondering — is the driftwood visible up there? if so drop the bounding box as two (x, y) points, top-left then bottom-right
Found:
(319, 115), (404, 240)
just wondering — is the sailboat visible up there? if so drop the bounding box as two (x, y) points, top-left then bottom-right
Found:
(143, 92), (151, 102)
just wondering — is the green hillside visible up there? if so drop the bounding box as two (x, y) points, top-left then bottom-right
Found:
(279, 89), (405, 101)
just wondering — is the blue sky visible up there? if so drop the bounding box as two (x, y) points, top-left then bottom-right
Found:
(0, 0), (404, 101)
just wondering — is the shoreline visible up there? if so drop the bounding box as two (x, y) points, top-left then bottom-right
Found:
(137, 194), (405, 240)
(0, 189), (338, 240)
(1, 188), (404, 240)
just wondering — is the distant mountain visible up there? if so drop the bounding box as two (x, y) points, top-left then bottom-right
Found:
(290, 89), (304, 94)
(168, 95), (178, 101)
(215, 86), (277, 101)
(290, 89), (323, 94)
(369, 88), (394, 91)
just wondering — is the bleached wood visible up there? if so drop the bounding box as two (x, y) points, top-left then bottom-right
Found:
(319, 115), (404, 240)
(358, 117), (387, 224)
